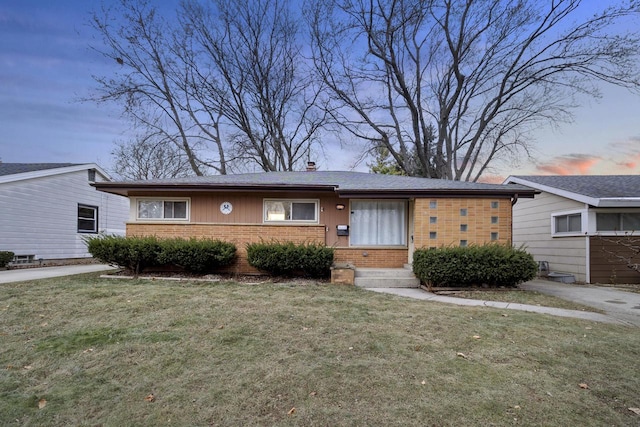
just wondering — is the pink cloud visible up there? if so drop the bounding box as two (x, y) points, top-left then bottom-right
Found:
(535, 154), (600, 175)
(477, 174), (506, 184)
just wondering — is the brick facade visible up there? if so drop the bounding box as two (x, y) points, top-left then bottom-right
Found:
(126, 196), (513, 273)
(334, 248), (408, 268)
(127, 223), (325, 274)
(413, 198), (511, 249)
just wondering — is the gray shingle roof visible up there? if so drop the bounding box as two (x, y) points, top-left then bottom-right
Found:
(509, 175), (640, 198)
(0, 163), (81, 177)
(95, 170), (535, 197)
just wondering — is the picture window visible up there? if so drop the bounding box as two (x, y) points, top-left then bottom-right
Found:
(264, 200), (318, 222)
(137, 199), (188, 220)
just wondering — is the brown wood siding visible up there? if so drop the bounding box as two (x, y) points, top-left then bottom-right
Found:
(589, 236), (640, 284)
(133, 191), (350, 247)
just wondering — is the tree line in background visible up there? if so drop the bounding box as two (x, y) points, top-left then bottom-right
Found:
(90, 0), (640, 181)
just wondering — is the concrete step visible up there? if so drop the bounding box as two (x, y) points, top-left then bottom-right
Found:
(354, 268), (420, 288)
(355, 268), (416, 278)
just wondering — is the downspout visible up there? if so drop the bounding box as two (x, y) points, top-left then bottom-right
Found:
(510, 194), (519, 248)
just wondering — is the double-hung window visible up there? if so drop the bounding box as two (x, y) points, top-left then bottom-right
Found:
(350, 200), (407, 246)
(264, 200), (318, 223)
(137, 199), (188, 220)
(78, 204), (98, 233)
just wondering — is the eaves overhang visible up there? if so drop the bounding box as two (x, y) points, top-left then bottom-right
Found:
(336, 188), (537, 199)
(92, 182), (338, 197)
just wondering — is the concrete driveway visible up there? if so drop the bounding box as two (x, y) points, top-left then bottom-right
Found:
(520, 279), (640, 327)
(0, 264), (116, 284)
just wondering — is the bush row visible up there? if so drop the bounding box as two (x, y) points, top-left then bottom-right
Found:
(413, 244), (537, 288)
(0, 251), (14, 268)
(85, 236), (236, 275)
(246, 241), (334, 278)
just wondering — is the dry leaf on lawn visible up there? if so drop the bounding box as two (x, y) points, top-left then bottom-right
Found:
(472, 335), (481, 339)
(579, 383), (589, 389)
(38, 399), (47, 409)
(628, 407), (640, 415)
(144, 394), (156, 402)
(456, 352), (467, 359)
(287, 407), (296, 415)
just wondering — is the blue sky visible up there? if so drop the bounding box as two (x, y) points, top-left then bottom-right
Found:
(1, 0), (639, 179)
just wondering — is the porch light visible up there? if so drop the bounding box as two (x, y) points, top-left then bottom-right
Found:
(336, 204), (346, 210)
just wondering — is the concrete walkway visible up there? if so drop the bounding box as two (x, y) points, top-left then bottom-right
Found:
(0, 264), (116, 284)
(366, 281), (639, 326)
(2, 264), (638, 326)
(521, 279), (640, 327)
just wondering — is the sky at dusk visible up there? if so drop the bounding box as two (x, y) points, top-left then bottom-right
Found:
(1, 0), (639, 180)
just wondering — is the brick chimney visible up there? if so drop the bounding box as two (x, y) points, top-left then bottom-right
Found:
(306, 161), (317, 171)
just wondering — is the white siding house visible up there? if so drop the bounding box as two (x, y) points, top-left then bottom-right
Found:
(511, 190), (588, 281)
(505, 175), (640, 284)
(0, 163), (129, 262)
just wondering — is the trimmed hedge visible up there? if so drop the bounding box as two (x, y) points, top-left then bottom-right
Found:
(413, 244), (537, 288)
(157, 238), (236, 273)
(0, 251), (15, 268)
(85, 236), (236, 275)
(85, 235), (163, 275)
(246, 241), (334, 278)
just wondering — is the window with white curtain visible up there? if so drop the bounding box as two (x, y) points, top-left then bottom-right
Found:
(350, 200), (407, 246)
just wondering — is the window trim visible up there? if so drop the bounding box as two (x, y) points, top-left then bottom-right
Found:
(551, 210), (585, 237)
(263, 199), (319, 224)
(134, 197), (190, 222)
(78, 203), (99, 234)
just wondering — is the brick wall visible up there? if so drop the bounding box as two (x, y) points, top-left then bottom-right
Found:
(127, 223), (325, 274)
(334, 248), (408, 268)
(414, 198), (512, 249)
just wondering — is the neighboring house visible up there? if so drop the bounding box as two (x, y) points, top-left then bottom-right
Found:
(505, 175), (640, 284)
(0, 163), (129, 264)
(94, 166), (535, 273)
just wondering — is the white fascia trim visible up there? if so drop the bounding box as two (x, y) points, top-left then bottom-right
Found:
(0, 163), (111, 184)
(504, 176), (600, 206)
(596, 198), (640, 208)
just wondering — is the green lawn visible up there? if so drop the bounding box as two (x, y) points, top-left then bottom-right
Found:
(1, 273), (639, 426)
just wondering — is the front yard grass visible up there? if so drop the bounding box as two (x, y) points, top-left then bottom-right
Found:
(1, 273), (639, 426)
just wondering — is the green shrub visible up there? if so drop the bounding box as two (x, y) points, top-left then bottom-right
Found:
(412, 244), (538, 288)
(85, 235), (162, 275)
(158, 238), (236, 273)
(246, 241), (334, 278)
(0, 251), (14, 268)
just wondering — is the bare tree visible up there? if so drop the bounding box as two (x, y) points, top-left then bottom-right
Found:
(308, 0), (640, 180)
(111, 134), (193, 180)
(90, 0), (227, 176)
(90, 0), (327, 177)
(182, 0), (327, 172)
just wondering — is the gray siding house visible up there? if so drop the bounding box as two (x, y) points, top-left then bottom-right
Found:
(0, 163), (129, 264)
(505, 175), (640, 284)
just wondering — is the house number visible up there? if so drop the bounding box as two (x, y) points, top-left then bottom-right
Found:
(220, 202), (233, 215)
